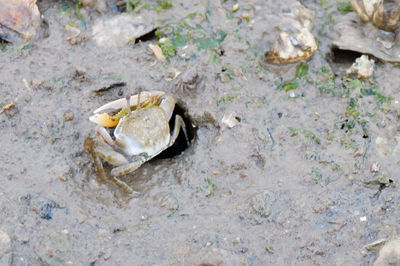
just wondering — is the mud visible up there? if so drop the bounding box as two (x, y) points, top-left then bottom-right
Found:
(0, 0), (400, 265)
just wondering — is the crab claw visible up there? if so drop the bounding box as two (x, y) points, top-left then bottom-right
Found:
(89, 113), (120, 128)
(92, 91), (166, 114)
(89, 91), (166, 127)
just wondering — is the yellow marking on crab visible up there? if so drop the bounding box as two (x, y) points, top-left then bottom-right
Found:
(89, 113), (119, 128)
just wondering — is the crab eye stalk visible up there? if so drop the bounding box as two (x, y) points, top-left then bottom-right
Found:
(125, 95), (131, 111)
(136, 87), (142, 108)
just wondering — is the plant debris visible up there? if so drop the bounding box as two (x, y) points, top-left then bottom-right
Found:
(0, 102), (15, 114)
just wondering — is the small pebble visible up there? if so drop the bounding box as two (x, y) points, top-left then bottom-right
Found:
(64, 112), (74, 121)
(370, 162), (380, 173)
(58, 173), (67, 182)
(239, 173), (248, 178)
(0, 230), (11, 256)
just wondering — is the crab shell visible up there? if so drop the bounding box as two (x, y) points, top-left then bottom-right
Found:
(89, 91), (166, 128)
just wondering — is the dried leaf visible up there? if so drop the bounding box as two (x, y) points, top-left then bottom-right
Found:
(149, 43), (166, 61)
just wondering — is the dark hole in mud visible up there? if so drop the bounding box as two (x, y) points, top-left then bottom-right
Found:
(0, 39), (10, 52)
(112, 1), (130, 12)
(154, 103), (195, 159)
(331, 48), (363, 65)
(134, 28), (157, 43)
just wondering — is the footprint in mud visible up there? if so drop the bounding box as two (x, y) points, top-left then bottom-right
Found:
(21, 195), (68, 220)
(239, 190), (276, 225)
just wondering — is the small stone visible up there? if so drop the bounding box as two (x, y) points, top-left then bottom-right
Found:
(347, 55), (375, 78)
(370, 162), (380, 173)
(58, 173), (67, 182)
(353, 149), (364, 157)
(265, 3), (317, 64)
(221, 112), (240, 128)
(373, 239), (400, 266)
(92, 14), (156, 47)
(64, 112), (74, 121)
(239, 173), (248, 178)
(0, 230), (11, 256)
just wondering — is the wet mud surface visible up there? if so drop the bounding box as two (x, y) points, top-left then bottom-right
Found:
(1, 0), (400, 265)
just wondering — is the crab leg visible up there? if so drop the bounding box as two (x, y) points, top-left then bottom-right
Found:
(159, 95), (177, 121)
(96, 126), (115, 146)
(169, 115), (190, 147)
(84, 137), (108, 181)
(110, 177), (135, 194)
(94, 145), (129, 166)
(110, 155), (148, 177)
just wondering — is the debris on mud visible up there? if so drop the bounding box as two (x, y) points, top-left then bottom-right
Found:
(0, 230), (11, 266)
(333, 12), (400, 63)
(148, 43), (166, 61)
(0, 103), (15, 114)
(153, 192), (179, 214)
(347, 55), (375, 78)
(370, 162), (380, 173)
(350, 0), (400, 32)
(363, 173), (394, 188)
(364, 238), (387, 251)
(265, 2), (317, 64)
(64, 24), (85, 45)
(94, 81), (126, 94)
(221, 112), (240, 128)
(239, 190), (275, 225)
(63, 111), (74, 122)
(173, 67), (203, 94)
(23, 195), (67, 220)
(36, 232), (73, 265)
(373, 239), (400, 266)
(0, 0), (41, 43)
(92, 14), (156, 47)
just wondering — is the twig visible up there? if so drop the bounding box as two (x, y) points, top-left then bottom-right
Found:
(266, 127), (275, 151)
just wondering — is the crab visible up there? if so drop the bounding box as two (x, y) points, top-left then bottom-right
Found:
(86, 90), (189, 193)
(173, 68), (203, 93)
